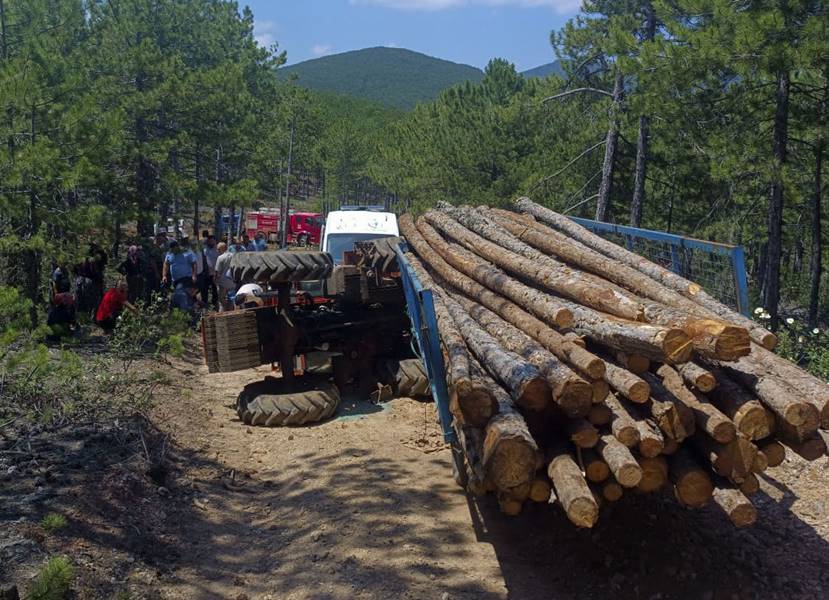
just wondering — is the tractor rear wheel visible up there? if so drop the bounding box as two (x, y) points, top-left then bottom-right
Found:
(229, 250), (333, 283)
(236, 376), (340, 426)
(381, 358), (431, 399)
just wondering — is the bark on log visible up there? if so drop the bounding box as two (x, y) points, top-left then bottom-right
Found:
(567, 418), (599, 448)
(596, 434), (643, 487)
(442, 292), (551, 412)
(656, 365), (736, 443)
(670, 449), (714, 508)
(402, 215), (603, 379)
(604, 393), (641, 447)
(662, 437), (679, 455)
(641, 373), (696, 442)
(430, 207), (645, 321)
(678, 363), (717, 393)
(591, 379), (611, 404)
(547, 450), (600, 528)
(635, 417), (666, 458)
(472, 362), (539, 494)
(708, 356), (819, 436)
(780, 430), (827, 460)
(602, 359), (650, 403)
(565, 332), (586, 348)
(712, 486), (757, 528)
(453, 293), (592, 417)
(693, 434), (758, 484)
(616, 352), (650, 375)
(637, 456), (668, 493)
(405, 252), (497, 426)
(759, 440), (786, 467)
(706, 369), (771, 441)
(491, 208), (750, 360)
(752, 450), (768, 474)
(515, 197), (777, 349)
(581, 448), (611, 483)
(748, 345), (829, 429)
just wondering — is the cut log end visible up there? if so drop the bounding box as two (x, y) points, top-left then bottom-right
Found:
(781, 402), (820, 431)
(674, 470), (714, 508)
(783, 435), (827, 461)
(662, 329), (694, 364)
(498, 495), (524, 516)
(568, 497), (600, 528)
(602, 480), (623, 502)
(739, 472), (760, 496)
(753, 328), (778, 351)
(711, 420), (739, 445)
(517, 377), (553, 412)
(714, 326), (752, 361)
(637, 456), (668, 493)
(713, 487), (757, 528)
(617, 352), (650, 375)
(759, 440), (786, 467)
(735, 403), (773, 441)
(529, 478), (552, 503)
(558, 380), (594, 418)
(628, 380), (651, 404)
(553, 308), (575, 329)
(567, 419), (599, 448)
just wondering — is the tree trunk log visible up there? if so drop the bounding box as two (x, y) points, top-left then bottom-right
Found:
(529, 478), (552, 503)
(678, 362), (717, 393)
(595, 69), (624, 222)
(428, 208), (645, 321)
(588, 402), (612, 427)
(602, 359), (650, 403)
(739, 472), (760, 496)
(567, 418), (599, 448)
(808, 144), (823, 328)
(713, 485), (757, 528)
(547, 450), (599, 528)
(601, 479), (624, 502)
(616, 352), (650, 375)
(635, 416), (665, 458)
(641, 372), (696, 442)
(759, 440), (786, 467)
(405, 252), (496, 427)
(604, 393), (640, 447)
(581, 449), (611, 483)
(670, 449), (714, 508)
(452, 293), (592, 417)
(591, 379), (610, 403)
(637, 456), (668, 493)
(692, 434), (758, 484)
(706, 369), (771, 441)
(596, 434), (642, 487)
(514, 197), (777, 349)
(656, 365), (736, 443)
(442, 293), (550, 412)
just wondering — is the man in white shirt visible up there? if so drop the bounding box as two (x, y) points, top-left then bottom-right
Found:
(199, 233), (220, 310)
(213, 242), (235, 312)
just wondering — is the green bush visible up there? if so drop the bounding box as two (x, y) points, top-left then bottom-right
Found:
(26, 556), (74, 600)
(40, 513), (67, 534)
(753, 308), (829, 381)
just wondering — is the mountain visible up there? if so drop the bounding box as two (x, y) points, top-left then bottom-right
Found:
(521, 61), (564, 79)
(281, 47), (484, 110)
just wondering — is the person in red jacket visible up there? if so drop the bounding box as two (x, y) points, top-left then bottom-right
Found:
(95, 280), (137, 333)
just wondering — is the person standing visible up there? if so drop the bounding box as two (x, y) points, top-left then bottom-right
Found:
(254, 231), (268, 251)
(213, 242), (235, 312)
(86, 243), (108, 306)
(118, 245), (145, 304)
(200, 234), (219, 310)
(162, 239), (198, 288)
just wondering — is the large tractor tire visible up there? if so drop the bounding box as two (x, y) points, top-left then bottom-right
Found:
(358, 236), (401, 273)
(236, 376), (340, 426)
(381, 358), (431, 399)
(230, 251), (333, 283)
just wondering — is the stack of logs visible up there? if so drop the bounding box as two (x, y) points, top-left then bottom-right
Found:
(399, 197), (829, 528)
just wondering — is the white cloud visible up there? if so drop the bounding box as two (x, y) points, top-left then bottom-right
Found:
(254, 20), (277, 48)
(351, 0), (580, 13)
(312, 44), (334, 57)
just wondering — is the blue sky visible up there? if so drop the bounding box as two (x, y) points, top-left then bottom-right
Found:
(244, 0), (581, 71)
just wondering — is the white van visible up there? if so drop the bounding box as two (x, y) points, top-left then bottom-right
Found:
(321, 210), (399, 263)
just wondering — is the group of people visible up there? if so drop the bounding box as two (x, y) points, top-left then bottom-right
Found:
(46, 228), (272, 337)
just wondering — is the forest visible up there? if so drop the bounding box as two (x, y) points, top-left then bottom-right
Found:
(0, 0), (827, 340)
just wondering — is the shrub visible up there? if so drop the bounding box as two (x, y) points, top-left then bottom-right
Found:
(40, 513), (67, 534)
(26, 556), (74, 600)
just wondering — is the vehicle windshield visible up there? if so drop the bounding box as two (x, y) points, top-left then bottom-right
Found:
(325, 233), (391, 264)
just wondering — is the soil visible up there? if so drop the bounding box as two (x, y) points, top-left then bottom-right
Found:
(2, 348), (829, 599)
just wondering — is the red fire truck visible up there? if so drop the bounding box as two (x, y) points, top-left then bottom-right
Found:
(244, 209), (323, 247)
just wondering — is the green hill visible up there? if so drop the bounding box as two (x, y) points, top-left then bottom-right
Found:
(521, 61), (564, 79)
(281, 47), (484, 110)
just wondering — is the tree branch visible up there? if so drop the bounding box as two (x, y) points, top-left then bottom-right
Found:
(542, 87), (613, 103)
(528, 139), (606, 192)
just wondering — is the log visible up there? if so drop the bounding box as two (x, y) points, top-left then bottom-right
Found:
(434, 207), (645, 321)
(693, 434), (758, 484)
(662, 437), (679, 455)
(642, 373), (696, 442)
(749, 345), (829, 429)
(712, 486), (757, 528)
(497, 494), (524, 516)
(529, 477), (553, 503)
(601, 479), (624, 502)
(515, 197), (777, 349)
(781, 432), (827, 461)
(472, 362), (539, 494)
(706, 369), (772, 441)
(581, 449), (611, 483)
(602, 359), (650, 403)
(709, 356), (819, 436)
(670, 449), (714, 508)
(492, 208), (751, 361)
(739, 473), (760, 496)
(405, 252), (497, 426)
(759, 440), (785, 467)
(637, 456), (668, 493)
(453, 293), (592, 417)
(456, 426), (487, 495)
(591, 379), (610, 403)
(596, 434), (643, 487)
(678, 363), (717, 393)
(564, 332), (586, 348)
(656, 365), (736, 443)
(547, 450), (600, 528)
(442, 292), (551, 412)
(402, 215), (603, 378)
(604, 393), (641, 447)
(567, 418), (599, 448)
(752, 450), (768, 474)
(588, 403), (613, 427)
(616, 352), (650, 375)
(635, 417), (666, 458)
(420, 216), (690, 363)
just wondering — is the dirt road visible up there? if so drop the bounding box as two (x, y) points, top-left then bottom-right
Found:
(3, 351), (829, 599)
